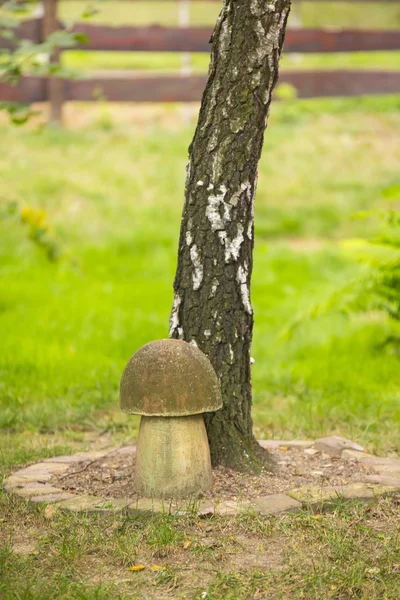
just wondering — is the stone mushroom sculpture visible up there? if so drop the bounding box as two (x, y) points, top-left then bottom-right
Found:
(120, 339), (222, 498)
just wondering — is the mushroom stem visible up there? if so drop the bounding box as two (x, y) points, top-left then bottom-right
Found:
(135, 414), (212, 498)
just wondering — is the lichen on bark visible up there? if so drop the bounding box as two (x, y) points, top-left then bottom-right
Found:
(170, 0), (291, 471)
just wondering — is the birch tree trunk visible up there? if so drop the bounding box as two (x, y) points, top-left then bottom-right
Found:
(169, 0), (291, 471)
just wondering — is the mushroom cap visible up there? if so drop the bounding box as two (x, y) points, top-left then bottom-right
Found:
(120, 339), (222, 417)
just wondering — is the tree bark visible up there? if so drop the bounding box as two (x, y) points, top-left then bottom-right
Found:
(169, 0), (291, 471)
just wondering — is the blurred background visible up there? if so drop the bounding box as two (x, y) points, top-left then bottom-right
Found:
(0, 1), (399, 460)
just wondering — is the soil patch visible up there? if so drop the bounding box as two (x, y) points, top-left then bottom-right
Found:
(52, 446), (375, 502)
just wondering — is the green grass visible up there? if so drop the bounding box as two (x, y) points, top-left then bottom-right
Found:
(63, 49), (400, 74)
(1, 96), (400, 453)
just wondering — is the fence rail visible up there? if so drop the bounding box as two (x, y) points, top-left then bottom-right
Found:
(1, 0), (400, 123)
(5, 20), (400, 53)
(2, 70), (400, 103)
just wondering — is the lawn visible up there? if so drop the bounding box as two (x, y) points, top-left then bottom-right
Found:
(0, 92), (400, 597)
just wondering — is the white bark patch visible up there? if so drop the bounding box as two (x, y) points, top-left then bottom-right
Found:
(237, 263), (253, 314)
(196, 180), (204, 187)
(206, 185), (228, 231)
(204, 330), (211, 338)
(206, 182), (252, 263)
(169, 293), (181, 336)
(264, 54), (275, 106)
(190, 339), (198, 348)
(230, 181), (250, 207)
(247, 221), (253, 240)
(190, 244), (203, 290)
(250, 357), (255, 364)
(228, 344), (234, 362)
(211, 278), (219, 295)
(185, 159), (192, 187)
(224, 223), (244, 263)
(186, 231), (193, 246)
(252, 71), (262, 88)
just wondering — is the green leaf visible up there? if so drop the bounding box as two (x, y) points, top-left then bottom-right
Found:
(81, 7), (100, 19)
(72, 33), (88, 45)
(46, 30), (81, 49)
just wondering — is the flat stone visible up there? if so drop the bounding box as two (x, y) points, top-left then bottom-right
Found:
(372, 463), (400, 476)
(253, 493), (302, 515)
(74, 451), (113, 461)
(363, 475), (400, 487)
(30, 492), (76, 504)
(127, 498), (167, 515)
(258, 440), (313, 449)
(15, 462), (69, 476)
(14, 483), (63, 498)
(11, 469), (53, 482)
(304, 448), (319, 456)
(213, 500), (252, 516)
(57, 495), (103, 512)
(42, 451), (112, 464)
(314, 436), (364, 458)
(4, 476), (42, 490)
(42, 455), (90, 464)
(287, 485), (339, 507)
(342, 450), (400, 469)
(86, 498), (132, 513)
(115, 445), (137, 456)
(334, 482), (399, 501)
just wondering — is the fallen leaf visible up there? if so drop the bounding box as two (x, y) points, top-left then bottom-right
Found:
(312, 515), (322, 519)
(151, 565), (162, 571)
(128, 565), (145, 572)
(280, 446), (288, 451)
(183, 541), (192, 549)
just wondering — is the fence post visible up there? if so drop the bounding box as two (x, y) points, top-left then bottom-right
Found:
(179, 0), (192, 124)
(42, 0), (64, 124)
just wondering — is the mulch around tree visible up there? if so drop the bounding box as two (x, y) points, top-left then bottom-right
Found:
(52, 446), (375, 502)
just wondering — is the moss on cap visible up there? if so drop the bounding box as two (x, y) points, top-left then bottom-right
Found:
(120, 339), (222, 417)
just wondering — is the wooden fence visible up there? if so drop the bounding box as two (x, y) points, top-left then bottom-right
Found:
(1, 0), (400, 123)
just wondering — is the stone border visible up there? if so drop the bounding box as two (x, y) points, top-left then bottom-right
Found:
(3, 436), (400, 517)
